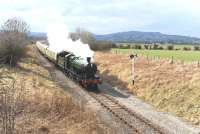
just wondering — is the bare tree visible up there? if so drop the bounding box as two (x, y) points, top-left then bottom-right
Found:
(0, 17), (30, 66)
(0, 67), (14, 134)
(69, 28), (113, 51)
(0, 66), (26, 134)
(69, 28), (98, 50)
(80, 30), (96, 45)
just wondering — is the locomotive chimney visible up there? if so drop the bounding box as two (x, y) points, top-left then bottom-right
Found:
(87, 57), (91, 64)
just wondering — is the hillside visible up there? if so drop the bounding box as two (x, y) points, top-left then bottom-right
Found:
(27, 31), (200, 44)
(28, 32), (47, 40)
(95, 31), (200, 44)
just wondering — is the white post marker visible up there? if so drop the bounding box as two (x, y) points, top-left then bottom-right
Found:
(130, 54), (137, 85)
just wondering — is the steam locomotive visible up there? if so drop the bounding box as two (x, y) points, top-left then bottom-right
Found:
(36, 41), (102, 90)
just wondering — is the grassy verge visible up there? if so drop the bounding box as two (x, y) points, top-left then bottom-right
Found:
(0, 45), (111, 134)
(95, 52), (200, 127)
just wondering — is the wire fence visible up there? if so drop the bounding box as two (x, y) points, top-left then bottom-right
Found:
(111, 49), (200, 67)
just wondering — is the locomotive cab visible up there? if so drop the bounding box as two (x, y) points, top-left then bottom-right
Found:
(57, 51), (70, 69)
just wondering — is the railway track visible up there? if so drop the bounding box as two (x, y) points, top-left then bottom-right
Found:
(37, 44), (200, 134)
(89, 92), (165, 134)
(36, 46), (165, 134)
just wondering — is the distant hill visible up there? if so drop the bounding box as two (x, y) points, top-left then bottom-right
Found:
(94, 31), (200, 44)
(28, 32), (47, 38)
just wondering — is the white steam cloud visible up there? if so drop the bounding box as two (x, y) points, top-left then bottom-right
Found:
(47, 23), (94, 61)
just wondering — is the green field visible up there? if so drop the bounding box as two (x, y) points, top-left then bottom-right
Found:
(116, 43), (194, 50)
(112, 48), (200, 62)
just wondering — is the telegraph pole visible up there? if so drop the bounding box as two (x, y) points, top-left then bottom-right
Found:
(130, 54), (137, 85)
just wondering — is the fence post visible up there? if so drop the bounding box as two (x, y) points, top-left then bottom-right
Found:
(198, 61), (199, 67)
(182, 60), (184, 65)
(171, 56), (174, 64)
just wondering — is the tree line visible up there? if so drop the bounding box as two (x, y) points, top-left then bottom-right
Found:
(116, 43), (200, 51)
(69, 28), (114, 51)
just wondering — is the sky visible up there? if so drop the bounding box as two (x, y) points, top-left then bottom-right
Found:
(0, 0), (200, 37)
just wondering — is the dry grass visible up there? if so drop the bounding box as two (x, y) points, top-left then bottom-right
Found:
(0, 45), (111, 134)
(95, 52), (200, 127)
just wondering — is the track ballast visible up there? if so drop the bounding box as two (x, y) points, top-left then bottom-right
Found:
(89, 92), (165, 134)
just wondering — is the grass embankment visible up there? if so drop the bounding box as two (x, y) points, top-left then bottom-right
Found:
(112, 48), (200, 62)
(0, 45), (111, 134)
(95, 52), (200, 127)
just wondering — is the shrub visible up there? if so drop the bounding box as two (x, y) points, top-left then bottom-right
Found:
(153, 44), (159, 50)
(111, 43), (117, 48)
(133, 44), (142, 49)
(119, 44), (130, 49)
(91, 41), (113, 51)
(158, 46), (164, 50)
(0, 18), (30, 66)
(167, 45), (174, 50)
(183, 47), (191, 51)
(126, 44), (131, 49)
(144, 45), (149, 49)
(193, 46), (200, 51)
(149, 45), (152, 50)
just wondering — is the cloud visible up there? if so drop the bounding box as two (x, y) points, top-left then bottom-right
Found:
(0, 0), (199, 37)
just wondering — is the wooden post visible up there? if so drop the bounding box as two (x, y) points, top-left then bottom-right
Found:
(171, 56), (174, 64)
(182, 60), (184, 65)
(131, 58), (135, 85)
(130, 54), (137, 85)
(147, 55), (149, 64)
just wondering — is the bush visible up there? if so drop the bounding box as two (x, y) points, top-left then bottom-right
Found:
(119, 44), (130, 49)
(144, 45), (149, 49)
(167, 45), (174, 50)
(91, 41), (113, 51)
(126, 44), (131, 49)
(158, 46), (164, 50)
(183, 47), (191, 51)
(0, 18), (29, 66)
(149, 45), (152, 50)
(193, 46), (200, 51)
(0, 34), (26, 65)
(133, 44), (142, 49)
(153, 44), (159, 50)
(111, 43), (117, 48)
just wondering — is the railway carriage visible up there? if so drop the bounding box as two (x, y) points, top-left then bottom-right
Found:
(36, 41), (48, 55)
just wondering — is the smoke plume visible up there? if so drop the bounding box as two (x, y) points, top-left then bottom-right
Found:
(47, 23), (94, 60)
